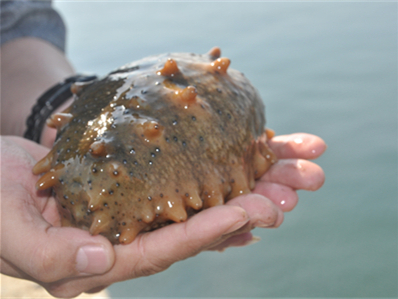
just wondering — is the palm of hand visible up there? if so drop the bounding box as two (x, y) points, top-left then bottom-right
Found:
(0, 133), (325, 298)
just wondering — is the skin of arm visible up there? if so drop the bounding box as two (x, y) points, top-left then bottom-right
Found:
(0, 37), (74, 140)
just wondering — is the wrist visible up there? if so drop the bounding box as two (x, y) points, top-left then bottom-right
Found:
(0, 38), (75, 137)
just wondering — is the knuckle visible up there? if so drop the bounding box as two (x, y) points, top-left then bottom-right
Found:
(260, 203), (280, 227)
(29, 244), (59, 283)
(134, 235), (168, 277)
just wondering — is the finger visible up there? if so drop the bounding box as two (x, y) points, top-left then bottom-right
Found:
(31, 202), (273, 297)
(124, 205), (250, 275)
(1, 186), (115, 283)
(207, 232), (256, 251)
(260, 159), (325, 191)
(47, 205), (251, 297)
(268, 133), (327, 160)
(226, 193), (284, 228)
(4, 136), (49, 162)
(207, 194), (285, 250)
(252, 182), (298, 212)
(0, 259), (27, 279)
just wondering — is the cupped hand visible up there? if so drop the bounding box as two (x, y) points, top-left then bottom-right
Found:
(0, 133), (325, 298)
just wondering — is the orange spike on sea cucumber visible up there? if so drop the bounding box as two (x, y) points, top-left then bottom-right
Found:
(71, 81), (90, 95)
(163, 199), (188, 223)
(46, 113), (73, 129)
(258, 141), (277, 164)
(87, 194), (102, 211)
(201, 187), (224, 208)
(119, 226), (141, 244)
(141, 206), (155, 224)
(184, 190), (203, 210)
(209, 57), (230, 74)
(89, 140), (107, 157)
(175, 86), (197, 104)
(36, 169), (61, 190)
(265, 128), (275, 140)
(207, 46), (221, 59)
(157, 58), (180, 77)
(253, 145), (269, 179)
(248, 164), (256, 190)
(89, 212), (112, 235)
(227, 167), (251, 200)
(32, 153), (53, 175)
(141, 121), (164, 141)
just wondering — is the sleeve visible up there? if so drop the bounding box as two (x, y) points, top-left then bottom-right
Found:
(0, 0), (66, 52)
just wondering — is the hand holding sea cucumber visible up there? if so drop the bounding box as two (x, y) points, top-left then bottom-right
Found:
(0, 133), (325, 298)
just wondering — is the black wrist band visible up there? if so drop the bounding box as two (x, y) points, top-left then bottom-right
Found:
(24, 74), (98, 143)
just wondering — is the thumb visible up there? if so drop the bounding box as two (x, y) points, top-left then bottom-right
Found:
(144, 205), (250, 261)
(2, 189), (115, 283)
(115, 205), (249, 277)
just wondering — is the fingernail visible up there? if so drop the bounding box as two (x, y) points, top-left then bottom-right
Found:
(76, 245), (110, 274)
(224, 210), (249, 234)
(243, 236), (261, 247)
(255, 206), (281, 228)
(255, 220), (275, 228)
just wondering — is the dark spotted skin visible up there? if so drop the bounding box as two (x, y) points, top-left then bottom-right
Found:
(34, 49), (277, 244)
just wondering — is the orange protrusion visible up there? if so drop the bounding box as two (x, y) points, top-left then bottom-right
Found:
(157, 58), (180, 77)
(265, 128), (275, 140)
(32, 154), (53, 175)
(207, 46), (221, 59)
(163, 198), (188, 223)
(175, 86), (197, 104)
(227, 167), (251, 200)
(141, 207), (155, 224)
(89, 212), (111, 235)
(119, 226), (141, 244)
(184, 190), (203, 210)
(70, 80), (94, 95)
(89, 141), (107, 157)
(202, 187), (224, 208)
(258, 141), (277, 164)
(46, 113), (73, 129)
(70, 83), (80, 95)
(35, 169), (61, 190)
(209, 57), (230, 74)
(248, 164), (255, 190)
(140, 120), (164, 142)
(87, 194), (102, 211)
(253, 143), (270, 179)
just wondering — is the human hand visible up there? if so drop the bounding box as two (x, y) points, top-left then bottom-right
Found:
(0, 133), (325, 298)
(207, 133), (326, 250)
(0, 136), (116, 295)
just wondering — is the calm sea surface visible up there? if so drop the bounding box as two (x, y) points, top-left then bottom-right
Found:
(54, 2), (397, 298)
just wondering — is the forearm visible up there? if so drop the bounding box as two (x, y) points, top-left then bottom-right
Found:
(0, 37), (74, 138)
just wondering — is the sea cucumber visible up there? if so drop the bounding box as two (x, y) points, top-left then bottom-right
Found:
(33, 47), (277, 244)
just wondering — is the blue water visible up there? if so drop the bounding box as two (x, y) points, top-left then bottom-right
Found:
(54, 1), (397, 297)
